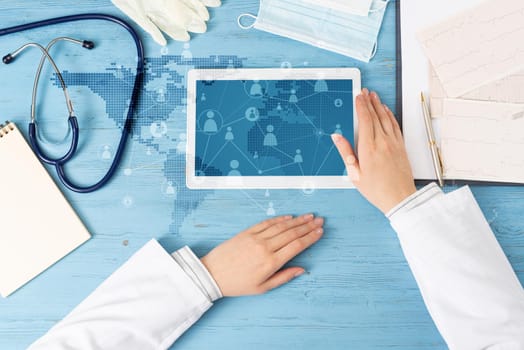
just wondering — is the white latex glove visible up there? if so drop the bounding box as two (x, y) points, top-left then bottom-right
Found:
(112, 0), (221, 45)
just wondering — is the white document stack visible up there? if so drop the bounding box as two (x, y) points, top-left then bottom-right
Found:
(416, 0), (524, 183)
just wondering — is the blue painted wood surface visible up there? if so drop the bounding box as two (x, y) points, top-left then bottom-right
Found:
(0, 1), (522, 349)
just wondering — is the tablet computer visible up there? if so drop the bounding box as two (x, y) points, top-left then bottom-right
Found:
(186, 68), (361, 189)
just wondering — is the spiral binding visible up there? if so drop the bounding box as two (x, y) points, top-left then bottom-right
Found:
(0, 120), (14, 138)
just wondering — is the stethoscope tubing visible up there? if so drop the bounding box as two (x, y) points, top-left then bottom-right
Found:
(29, 116), (79, 165)
(0, 13), (144, 193)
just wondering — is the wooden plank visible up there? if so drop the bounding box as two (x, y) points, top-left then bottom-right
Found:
(0, 1), (521, 349)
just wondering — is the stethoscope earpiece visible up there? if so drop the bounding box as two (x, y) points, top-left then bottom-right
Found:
(0, 14), (144, 193)
(82, 40), (95, 49)
(2, 53), (13, 64)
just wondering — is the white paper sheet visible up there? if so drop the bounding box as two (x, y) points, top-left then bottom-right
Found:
(429, 67), (524, 120)
(0, 123), (90, 297)
(441, 99), (524, 183)
(417, 0), (524, 98)
(400, 0), (484, 180)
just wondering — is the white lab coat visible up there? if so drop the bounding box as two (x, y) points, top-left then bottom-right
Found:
(29, 184), (524, 350)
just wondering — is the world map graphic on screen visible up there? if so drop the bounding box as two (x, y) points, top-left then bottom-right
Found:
(194, 79), (354, 177)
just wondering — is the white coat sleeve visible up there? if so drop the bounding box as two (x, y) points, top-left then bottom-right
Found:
(28, 239), (222, 350)
(388, 183), (524, 350)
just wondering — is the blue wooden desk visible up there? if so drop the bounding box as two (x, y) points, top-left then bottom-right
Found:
(0, 1), (523, 349)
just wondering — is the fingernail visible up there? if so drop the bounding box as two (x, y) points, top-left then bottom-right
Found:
(371, 91), (379, 99)
(303, 213), (314, 221)
(331, 133), (342, 144)
(284, 215), (293, 220)
(316, 228), (324, 235)
(294, 270), (305, 277)
(314, 217), (324, 225)
(362, 88), (369, 95)
(383, 104), (390, 112)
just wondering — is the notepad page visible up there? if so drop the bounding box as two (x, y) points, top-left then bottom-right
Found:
(0, 123), (91, 297)
(417, 0), (524, 98)
(440, 99), (524, 183)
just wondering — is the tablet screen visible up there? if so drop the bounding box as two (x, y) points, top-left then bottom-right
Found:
(194, 79), (354, 178)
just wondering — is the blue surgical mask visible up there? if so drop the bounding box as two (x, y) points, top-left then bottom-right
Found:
(238, 0), (390, 63)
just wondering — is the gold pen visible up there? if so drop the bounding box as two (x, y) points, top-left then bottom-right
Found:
(420, 92), (444, 187)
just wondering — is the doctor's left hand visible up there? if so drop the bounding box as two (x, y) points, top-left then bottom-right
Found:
(201, 214), (324, 296)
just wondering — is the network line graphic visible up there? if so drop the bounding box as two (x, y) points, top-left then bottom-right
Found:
(195, 79), (354, 177)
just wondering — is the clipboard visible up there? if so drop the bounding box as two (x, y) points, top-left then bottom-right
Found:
(395, 0), (524, 185)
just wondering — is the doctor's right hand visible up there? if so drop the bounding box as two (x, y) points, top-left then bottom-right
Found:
(332, 89), (417, 214)
(201, 214), (324, 296)
(111, 0), (221, 45)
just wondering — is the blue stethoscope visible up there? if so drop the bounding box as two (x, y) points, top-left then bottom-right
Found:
(0, 14), (144, 193)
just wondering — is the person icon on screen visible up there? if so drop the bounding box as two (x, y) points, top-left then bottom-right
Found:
(182, 42), (192, 60)
(245, 107), (259, 122)
(263, 125), (278, 147)
(289, 89), (298, 103)
(176, 133), (187, 154)
(204, 111), (218, 133)
(150, 121), (168, 138)
(314, 79), (328, 92)
(225, 127), (234, 141)
(113, 65), (124, 80)
(228, 160), (241, 176)
(201, 93), (207, 102)
(277, 103), (282, 111)
(157, 88), (166, 103)
(250, 80), (263, 96)
(165, 181), (177, 197)
(102, 146), (112, 160)
(253, 151), (259, 159)
(294, 149), (303, 163)
(266, 202), (276, 216)
(335, 124), (343, 135)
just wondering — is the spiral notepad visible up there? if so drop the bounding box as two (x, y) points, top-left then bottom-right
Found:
(0, 121), (91, 297)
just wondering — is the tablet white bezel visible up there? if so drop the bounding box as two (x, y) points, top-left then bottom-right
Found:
(186, 68), (361, 189)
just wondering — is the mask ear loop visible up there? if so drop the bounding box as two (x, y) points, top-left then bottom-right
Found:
(370, 43), (378, 60)
(367, 0), (390, 61)
(237, 13), (257, 29)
